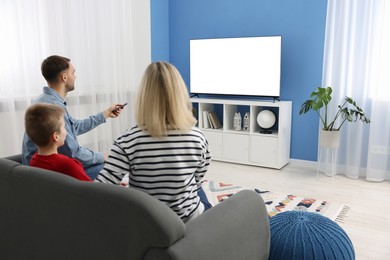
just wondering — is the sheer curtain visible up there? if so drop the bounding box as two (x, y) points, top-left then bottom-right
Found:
(0, 0), (151, 157)
(322, 0), (390, 181)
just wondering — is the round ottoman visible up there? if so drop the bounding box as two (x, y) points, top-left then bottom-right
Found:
(269, 211), (355, 260)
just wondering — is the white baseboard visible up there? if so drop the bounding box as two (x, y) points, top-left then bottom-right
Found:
(288, 158), (317, 169)
(288, 158), (390, 181)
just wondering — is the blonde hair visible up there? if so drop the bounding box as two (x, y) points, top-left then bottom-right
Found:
(136, 61), (196, 137)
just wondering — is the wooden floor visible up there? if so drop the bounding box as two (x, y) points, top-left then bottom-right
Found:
(206, 160), (390, 260)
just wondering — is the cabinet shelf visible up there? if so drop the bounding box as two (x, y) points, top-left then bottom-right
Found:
(200, 128), (223, 133)
(191, 98), (292, 169)
(251, 131), (278, 137)
(224, 129), (250, 135)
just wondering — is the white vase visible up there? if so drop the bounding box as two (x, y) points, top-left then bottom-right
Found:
(319, 129), (340, 148)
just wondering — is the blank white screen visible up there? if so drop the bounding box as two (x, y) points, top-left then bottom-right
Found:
(190, 36), (281, 97)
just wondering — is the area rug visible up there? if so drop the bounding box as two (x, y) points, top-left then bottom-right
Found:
(203, 180), (349, 223)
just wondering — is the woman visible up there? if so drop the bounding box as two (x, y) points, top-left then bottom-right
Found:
(96, 61), (211, 222)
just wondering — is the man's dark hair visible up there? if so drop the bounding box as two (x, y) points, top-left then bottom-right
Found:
(41, 55), (71, 83)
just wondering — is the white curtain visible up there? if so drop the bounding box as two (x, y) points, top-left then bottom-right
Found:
(322, 0), (390, 181)
(0, 0), (151, 157)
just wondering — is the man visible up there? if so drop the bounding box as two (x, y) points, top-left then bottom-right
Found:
(22, 55), (123, 180)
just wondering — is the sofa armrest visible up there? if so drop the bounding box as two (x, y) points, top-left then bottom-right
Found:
(3, 154), (22, 164)
(166, 190), (270, 260)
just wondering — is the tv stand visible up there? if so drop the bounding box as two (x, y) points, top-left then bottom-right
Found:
(191, 98), (292, 169)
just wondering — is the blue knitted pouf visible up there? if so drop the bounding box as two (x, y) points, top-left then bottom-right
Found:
(269, 211), (355, 260)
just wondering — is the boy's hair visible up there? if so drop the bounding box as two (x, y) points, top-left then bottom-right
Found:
(41, 55), (71, 84)
(25, 103), (65, 147)
(135, 61), (197, 137)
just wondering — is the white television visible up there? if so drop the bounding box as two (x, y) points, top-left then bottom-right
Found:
(190, 36), (282, 98)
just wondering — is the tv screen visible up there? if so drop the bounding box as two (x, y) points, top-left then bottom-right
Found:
(190, 36), (281, 98)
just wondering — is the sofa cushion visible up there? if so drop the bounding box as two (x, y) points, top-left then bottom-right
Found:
(0, 159), (186, 260)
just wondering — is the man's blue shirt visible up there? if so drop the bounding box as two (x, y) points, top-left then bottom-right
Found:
(22, 87), (106, 167)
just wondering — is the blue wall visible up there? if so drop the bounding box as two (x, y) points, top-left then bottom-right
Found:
(150, 0), (328, 162)
(151, 0), (169, 62)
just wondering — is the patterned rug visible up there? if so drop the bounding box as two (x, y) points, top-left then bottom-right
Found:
(203, 180), (349, 223)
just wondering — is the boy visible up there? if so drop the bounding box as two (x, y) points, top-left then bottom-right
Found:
(25, 103), (92, 181)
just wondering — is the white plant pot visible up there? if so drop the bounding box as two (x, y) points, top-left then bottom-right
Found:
(319, 129), (340, 149)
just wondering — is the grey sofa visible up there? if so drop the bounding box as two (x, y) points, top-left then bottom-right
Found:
(0, 155), (270, 260)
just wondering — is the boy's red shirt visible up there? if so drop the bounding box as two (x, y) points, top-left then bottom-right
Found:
(30, 153), (92, 181)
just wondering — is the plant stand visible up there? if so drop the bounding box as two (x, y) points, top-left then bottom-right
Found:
(316, 130), (340, 178)
(317, 147), (338, 177)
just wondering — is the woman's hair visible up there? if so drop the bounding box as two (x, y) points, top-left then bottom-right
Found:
(25, 103), (65, 147)
(41, 55), (70, 83)
(135, 61), (197, 137)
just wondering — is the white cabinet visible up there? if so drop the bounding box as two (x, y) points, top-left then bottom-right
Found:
(250, 135), (277, 166)
(223, 133), (250, 163)
(203, 131), (223, 160)
(191, 98), (292, 169)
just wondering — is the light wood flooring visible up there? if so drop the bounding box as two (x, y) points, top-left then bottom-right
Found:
(206, 160), (390, 260)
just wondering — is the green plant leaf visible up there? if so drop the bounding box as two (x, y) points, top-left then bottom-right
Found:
(299, 86), (370, 131)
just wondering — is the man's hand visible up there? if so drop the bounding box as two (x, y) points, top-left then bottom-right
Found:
(103, 103), (125, 119)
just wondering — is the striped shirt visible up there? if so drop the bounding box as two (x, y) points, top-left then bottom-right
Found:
(95, 125), (211, 222)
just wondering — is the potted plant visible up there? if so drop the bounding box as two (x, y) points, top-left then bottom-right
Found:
(299, 86), (370, 148)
